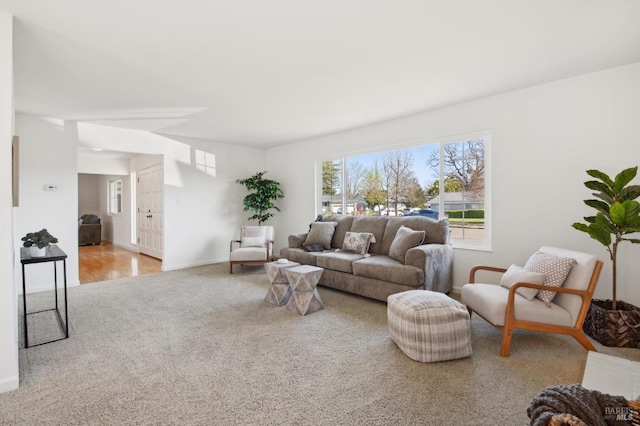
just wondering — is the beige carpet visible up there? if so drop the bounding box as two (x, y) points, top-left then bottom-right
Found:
(1, 262), (638, 425)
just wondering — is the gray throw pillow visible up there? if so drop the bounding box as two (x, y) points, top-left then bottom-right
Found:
(388, 226), (425, 263)
(304, 221), (338, 250)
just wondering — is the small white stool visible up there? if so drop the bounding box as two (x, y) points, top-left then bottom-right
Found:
(387, 290), (472, 363)
(285, 265), (324, 316)
(264, 261), (300, 306)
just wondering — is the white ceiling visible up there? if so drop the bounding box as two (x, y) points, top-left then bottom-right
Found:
(2, 0), (640, 148)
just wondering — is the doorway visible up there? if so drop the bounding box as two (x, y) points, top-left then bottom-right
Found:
(79, 242), (162, 284)
(136, 164), (163, 259)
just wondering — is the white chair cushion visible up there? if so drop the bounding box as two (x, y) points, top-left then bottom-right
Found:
(229, 247), (268, 261)
(461, 283), (573, 327)
(240, 226), (268, 248)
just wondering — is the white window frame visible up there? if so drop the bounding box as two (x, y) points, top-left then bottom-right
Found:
(108, 178), (123, 216)
(315, 130), (491, 251)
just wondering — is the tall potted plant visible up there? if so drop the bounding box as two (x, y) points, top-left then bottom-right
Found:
(572, 166), (640, 347)
(236, 171), (284, 225)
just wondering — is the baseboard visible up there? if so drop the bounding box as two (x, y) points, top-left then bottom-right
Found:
(106, 240), (139, 253)
(0, 375), (19, 394)
(20, 280), (80, 295)
(162, 258), (227, 272)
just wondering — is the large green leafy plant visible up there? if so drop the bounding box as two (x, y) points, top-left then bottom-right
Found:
(572, 167), (640, 309)
(236, 171), (284, 225)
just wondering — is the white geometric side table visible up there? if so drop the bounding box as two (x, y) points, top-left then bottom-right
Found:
(264, 261), (300, 306)
(285, 265), (324, 316)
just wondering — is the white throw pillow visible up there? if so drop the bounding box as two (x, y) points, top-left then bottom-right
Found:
(240, 236), (266, 248)
(499, 264), (545, 300)
(240, 227), (267, 248)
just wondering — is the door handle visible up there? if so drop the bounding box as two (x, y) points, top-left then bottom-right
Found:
(146, 214), (153, 218)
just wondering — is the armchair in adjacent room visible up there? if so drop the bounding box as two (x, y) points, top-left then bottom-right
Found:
(229, 226), (274, 274)
(78, 214), (102, 246)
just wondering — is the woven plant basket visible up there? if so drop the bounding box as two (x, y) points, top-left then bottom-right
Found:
(583, 299), (640, 348)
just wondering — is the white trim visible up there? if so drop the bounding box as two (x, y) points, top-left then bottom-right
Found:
(0, 375), (19, 393)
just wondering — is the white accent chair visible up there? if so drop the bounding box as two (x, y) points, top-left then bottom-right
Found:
(461, 246), (603, 357)
(229, 226), (274, 274)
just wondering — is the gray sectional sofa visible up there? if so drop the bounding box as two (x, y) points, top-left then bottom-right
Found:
(279, 214), (453, 302)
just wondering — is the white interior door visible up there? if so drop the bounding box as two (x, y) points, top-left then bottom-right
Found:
(137, 164), (163, 259)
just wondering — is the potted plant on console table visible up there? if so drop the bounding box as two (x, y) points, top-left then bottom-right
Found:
(21, 228), (59, 258)
(572, 166), (640, 347)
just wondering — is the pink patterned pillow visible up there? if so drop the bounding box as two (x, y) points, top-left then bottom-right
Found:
(524, 252), (576, 304)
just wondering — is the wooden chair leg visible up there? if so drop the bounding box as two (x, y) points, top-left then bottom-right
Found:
(572, 330), (597, 352)
(500, 328), (513, 357)
(229, 262), (233, 274)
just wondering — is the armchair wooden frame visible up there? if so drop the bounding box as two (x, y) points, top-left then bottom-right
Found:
(467, 261), (603, 357)
(228, 239), (274, 274)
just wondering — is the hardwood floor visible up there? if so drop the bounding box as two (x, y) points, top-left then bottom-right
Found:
(79, 242), (162, 284)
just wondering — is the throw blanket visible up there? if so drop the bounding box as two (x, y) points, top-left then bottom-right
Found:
(528, 384), (638, 426)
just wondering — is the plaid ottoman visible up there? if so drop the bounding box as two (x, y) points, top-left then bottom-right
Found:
(387, 290), (472, 362)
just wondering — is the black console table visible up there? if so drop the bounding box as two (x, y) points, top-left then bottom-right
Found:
(20, 245), (69, 348)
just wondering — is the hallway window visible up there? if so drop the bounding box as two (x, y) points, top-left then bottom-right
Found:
(109, 178), (123, 215)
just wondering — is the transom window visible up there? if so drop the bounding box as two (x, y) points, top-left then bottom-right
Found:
(318, 131), (490, 250)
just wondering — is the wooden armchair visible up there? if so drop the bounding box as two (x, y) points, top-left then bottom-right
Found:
(229, 226), (274, 274)
(461, 246), (603, 357)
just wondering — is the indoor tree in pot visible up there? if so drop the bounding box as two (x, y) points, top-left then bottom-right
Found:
(21, 228), (59, 257)
(236, 171), (284, 225)
(572, 166), (640, 347)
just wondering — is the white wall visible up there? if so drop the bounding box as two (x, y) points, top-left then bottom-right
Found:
(14, 116), (80, 292)
(0, 11), (18, 394)
(267, 62), (640, 306)
(78, 173), (100, 217)
(75, 124), (265, 270)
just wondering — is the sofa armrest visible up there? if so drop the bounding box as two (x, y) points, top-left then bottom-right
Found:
(405, 243), (453, 293)
(288, 233), (308, 249)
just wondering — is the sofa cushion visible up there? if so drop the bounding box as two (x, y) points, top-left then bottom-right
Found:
(342, 232), (375, 255)
(388, 226), (425, 263)
(380, 217), (448, 254)
(280, 247), (328, 266)
(316, 251), (364, 274)
(303, 243), (324, 252)
(318, 215), (356, 249)
(350, 216), (388, 254)
(304, 222), (337, 250)
(352, 255), (424, 287)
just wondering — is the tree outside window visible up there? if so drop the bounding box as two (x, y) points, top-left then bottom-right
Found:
(317, 133), (489, 248)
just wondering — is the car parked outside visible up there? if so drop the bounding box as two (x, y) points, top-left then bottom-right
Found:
(404, 209), (439, 219)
